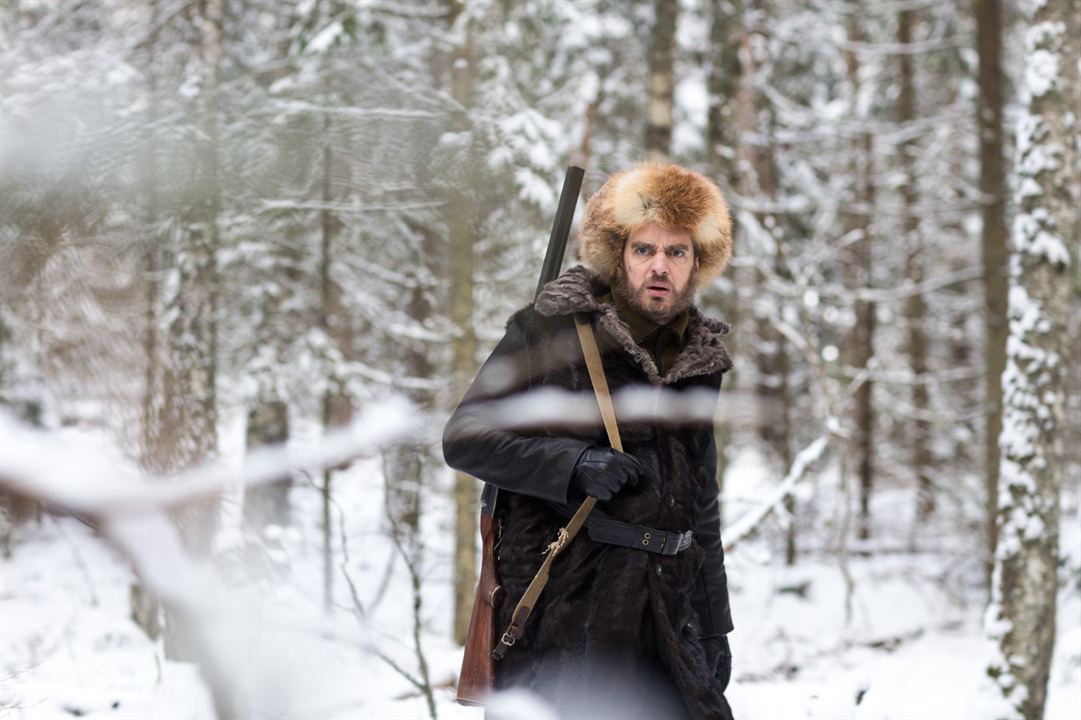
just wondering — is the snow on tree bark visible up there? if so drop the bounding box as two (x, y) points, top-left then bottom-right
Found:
(152, 0), (225, 661)
(134, 0), (226, 575)
(985, 1), (1078, 718)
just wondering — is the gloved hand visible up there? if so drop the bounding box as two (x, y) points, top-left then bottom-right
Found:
(570, 447), (643, 501)
(702, 635), (732, 692)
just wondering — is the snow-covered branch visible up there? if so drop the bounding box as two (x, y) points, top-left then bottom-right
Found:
(264, 99), (445, 120)
(258, 199), (444, 214)
(723, 430), (836, 553)
(0, 398), (422, 517)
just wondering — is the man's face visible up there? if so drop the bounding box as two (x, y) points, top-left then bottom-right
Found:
(615, 222), (697, 325)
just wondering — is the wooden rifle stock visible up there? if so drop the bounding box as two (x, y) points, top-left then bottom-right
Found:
(456, 506), (503, 705)
(455, 165), (584, 706)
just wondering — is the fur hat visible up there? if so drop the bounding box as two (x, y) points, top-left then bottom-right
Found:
(577, 163), (733, 286)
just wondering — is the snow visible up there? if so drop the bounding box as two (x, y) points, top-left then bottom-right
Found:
(1012, 209), (1072, 268)
(1024, 22), (1066, 98)
(1025, 48), (1061, 99)
(0, 521), (216, 719)
(485, 691), (558, 719)
(4, 420), (1079, 719)
(673, 68), (708, 157)
(724, 434), (831, 551)
(1009, 3), (1074, 271)
(304, 20), (344, 54)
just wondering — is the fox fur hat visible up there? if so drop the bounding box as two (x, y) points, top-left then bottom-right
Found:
(577, 162), (733, 286)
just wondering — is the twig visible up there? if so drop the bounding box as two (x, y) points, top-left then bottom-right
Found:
(366, 547), (398, 615)
(383, 456), (439, 720)
(56, 517), (100, 607)
(333, 495), (366, 623)
(724, 432), (835, 553)
(372, 646), (428, 693)
(837, 451), (856, 625)
(336, 491), (438, 704)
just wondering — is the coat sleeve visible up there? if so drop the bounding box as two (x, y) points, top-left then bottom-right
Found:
(691, 430), (735, 636)
(442, 317), (591, 506)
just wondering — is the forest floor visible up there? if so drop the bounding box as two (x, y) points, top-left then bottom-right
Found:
(1, 433), (1079, 720)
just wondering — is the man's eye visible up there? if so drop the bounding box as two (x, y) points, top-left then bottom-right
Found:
(669, 248), (687, 258)
(635, 246), (651, 255)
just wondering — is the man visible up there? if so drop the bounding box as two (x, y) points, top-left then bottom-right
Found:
(443, 162), (735, 719)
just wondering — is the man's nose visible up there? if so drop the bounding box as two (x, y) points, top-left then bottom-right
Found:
(649, 252), (670, 276)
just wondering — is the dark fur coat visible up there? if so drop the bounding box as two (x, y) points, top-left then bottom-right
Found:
(443, 267), (734, 719)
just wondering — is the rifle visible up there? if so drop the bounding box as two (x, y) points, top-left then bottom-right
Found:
(456, 165), (585, 707)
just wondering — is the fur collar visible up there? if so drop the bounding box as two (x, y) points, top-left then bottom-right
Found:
(534, 265), (732, 384)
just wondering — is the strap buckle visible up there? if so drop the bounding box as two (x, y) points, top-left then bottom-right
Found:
(491, 632), (516, 661)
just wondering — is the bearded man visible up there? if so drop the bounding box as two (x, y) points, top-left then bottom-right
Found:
(443, 163), (735, 719)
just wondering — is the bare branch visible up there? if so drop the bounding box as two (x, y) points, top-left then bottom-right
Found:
(724, 431), (835, 553)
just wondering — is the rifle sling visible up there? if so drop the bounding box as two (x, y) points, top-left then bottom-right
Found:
(492, 312), (622, 661)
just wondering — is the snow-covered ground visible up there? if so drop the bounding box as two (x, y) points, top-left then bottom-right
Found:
(2, 436), (1079, 719)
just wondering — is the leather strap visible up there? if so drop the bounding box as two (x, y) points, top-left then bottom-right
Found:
(573, 313), (623, 453)
(491, 313), (622, 661)
(586, 516), (693, 556)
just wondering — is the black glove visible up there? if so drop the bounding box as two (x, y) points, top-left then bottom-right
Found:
(702, 635), (732, 692)
(570, 447), (643, 501)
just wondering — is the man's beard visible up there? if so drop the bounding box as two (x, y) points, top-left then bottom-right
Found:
(613, 266), (697, 325)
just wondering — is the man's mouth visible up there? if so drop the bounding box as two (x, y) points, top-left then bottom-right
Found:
(646, 283), (671, 298)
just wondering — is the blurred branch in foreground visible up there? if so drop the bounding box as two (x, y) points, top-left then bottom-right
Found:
(0, 387), (838, 717)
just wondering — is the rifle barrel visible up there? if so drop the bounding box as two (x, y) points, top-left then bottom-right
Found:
(535, 165), (585, 301)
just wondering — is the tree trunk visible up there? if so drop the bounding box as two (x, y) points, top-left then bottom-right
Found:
(134, 0), (163, 638)
(320, 110), (335, 614)
(985, 2), (1078, 717)
(706, 0), (743, 496)
(645, 0), (678, 161)
(140, 0), (163, 478)
(445, 0), (480, 648)
(159, 0), (223, 555)
(706, 0), (742, 197)
(384, 218), (439, 715)
(897, 8), (934, 523)
(159, 0), (224, 660)
(842, 9), (876, 542)
(243, 399), (291, 531)
(777, 349), (795, 565)
(850, 132), (876, 543)
(576, 84), (601, 198)
(737, 7), (795, 562)
(0, 325), (39, 554)
(735, 7), (795, 562)
(318, 107), (352, 613)
(977, 0), (1008, 595)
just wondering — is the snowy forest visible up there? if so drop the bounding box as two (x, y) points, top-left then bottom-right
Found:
(1, 0), (1078, 718)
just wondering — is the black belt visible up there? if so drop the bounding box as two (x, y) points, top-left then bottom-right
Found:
(586, 515), (693, 556)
